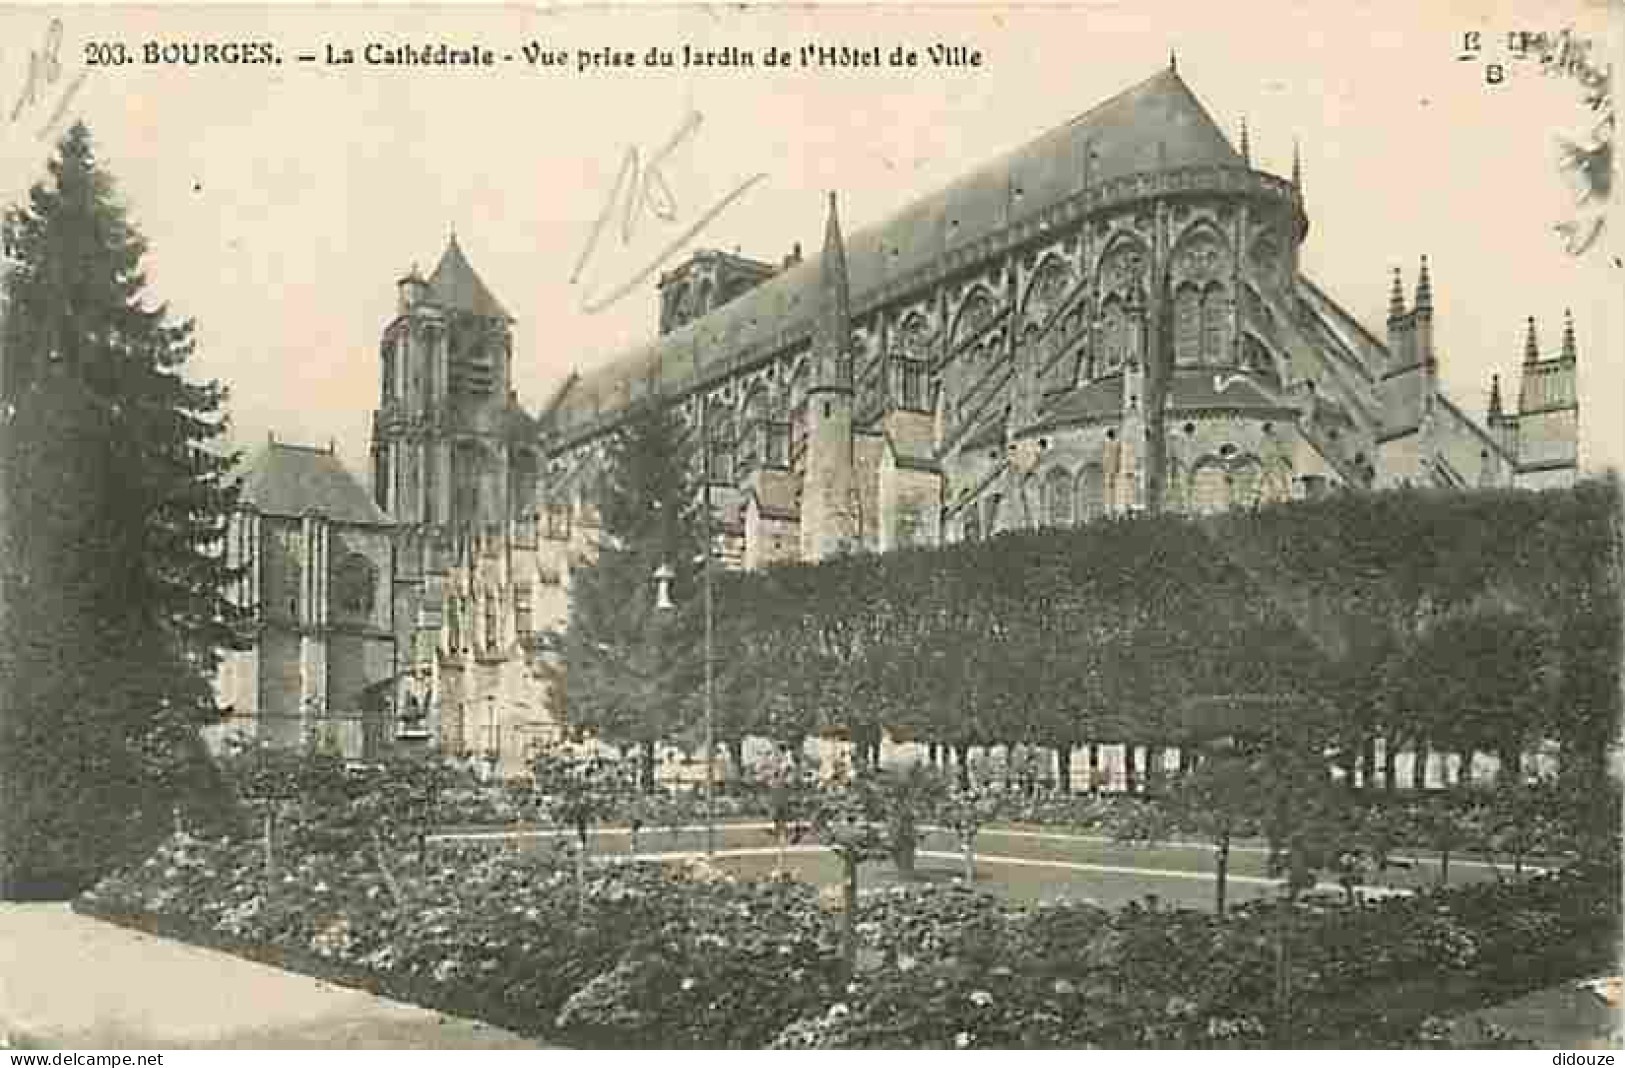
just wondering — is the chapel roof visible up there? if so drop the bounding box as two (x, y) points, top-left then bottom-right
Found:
(550, 66), (1245, 440)
(240, 440), (392, 526)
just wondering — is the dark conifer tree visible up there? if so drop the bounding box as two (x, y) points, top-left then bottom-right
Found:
(0, 123), (248, 896)
(546, 394), (706, 792)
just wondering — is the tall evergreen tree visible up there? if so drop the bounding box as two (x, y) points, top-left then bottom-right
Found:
(546, 394), (706, 791)
(0, 122), (247, 897)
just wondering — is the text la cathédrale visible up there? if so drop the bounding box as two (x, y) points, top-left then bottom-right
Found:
(327, 42), (495, 65)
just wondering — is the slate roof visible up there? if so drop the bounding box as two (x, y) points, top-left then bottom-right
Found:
(240, 441), (391, 525)
(1164, 368), (1291, 413)
(1040, 375), (1123, 425)
(550, 66), (1245, 440)
(428, 235), (512, 321)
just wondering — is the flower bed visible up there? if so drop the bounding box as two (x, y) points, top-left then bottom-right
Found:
(78, 832), (1618, 1048)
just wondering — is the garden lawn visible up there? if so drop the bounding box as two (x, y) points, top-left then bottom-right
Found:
(441, 822), (1524, 910)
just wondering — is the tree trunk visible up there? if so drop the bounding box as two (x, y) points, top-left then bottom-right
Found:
(1384, 736), (1399, 793)
(1215, 827), (1231, 915)
(954, 743), (971, 791)
(840, 854), (859, 978)
(1359, 736), (1376, 793)
(263, 806), (278, 885)
(576, 835), (588, 921)
(728, 737), (746, 782)
(1498, 742), (1523, 785)
(893, 811), (918, 880)
(1088, 744), (1101, 794)
(1439, 845), (1451, 887)
(1124, 745), (1138, 794)
(1412, 742), (1429, 791)
(1055, 744), (1073, 795)
(640, 739), (657, 794)
(962, 832), (976, 883)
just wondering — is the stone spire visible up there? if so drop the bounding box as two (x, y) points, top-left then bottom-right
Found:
(1523, 315), (1539, 364)
(814, 190), (853, 392)
(1239, 116), (1251, 165)
(1488, 373), (1503, 419)
(1387, 267), (1406, 322)
(1291, 138), (1303, 200)
(802, 190), (859, 561)
(1169, 48), (1178, 73)
(1414, 254), (1432, 316)
(1561, 307), (1578, 362)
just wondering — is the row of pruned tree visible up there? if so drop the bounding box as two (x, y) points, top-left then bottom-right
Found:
(702, 478), (1619, 794)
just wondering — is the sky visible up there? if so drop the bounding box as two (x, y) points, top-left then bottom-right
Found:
(0, 1), (1618, 482)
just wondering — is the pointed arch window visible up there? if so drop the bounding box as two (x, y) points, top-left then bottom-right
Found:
(739, 387), (768, 472)
(706, 404), (735, 483)
(1200, 283), (1229, 365)
(1174, 285), (1202, 365)
(787, 364), (810, 469)
(1043, 465), (1074, 526)
(1077, 463), (1106, 522)
(962, 508), (981, 543)
(1101, 300), (1131, 373)
(1164, 459), (1188, 514)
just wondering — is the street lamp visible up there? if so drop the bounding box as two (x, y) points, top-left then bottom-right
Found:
(484, 694), (499, 781)
(654, 554), (716, 857)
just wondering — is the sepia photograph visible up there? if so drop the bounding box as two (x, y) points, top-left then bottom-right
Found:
(0, 0), (1620, 1051)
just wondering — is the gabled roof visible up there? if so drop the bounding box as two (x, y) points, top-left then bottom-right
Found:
(428, 235), (512, 321)
(240, 440), (391, 525)
(550, 66), (1246, 441)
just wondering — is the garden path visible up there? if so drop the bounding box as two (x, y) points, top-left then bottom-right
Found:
(0, 904), (548, 1050)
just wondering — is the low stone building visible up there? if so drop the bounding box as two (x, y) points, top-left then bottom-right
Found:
(212, 437), (396, 759)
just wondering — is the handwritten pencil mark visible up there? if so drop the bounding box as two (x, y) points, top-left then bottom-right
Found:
(571, 109), (766, 314)
(8, 17), (88, 142)
(580, 174), (768, 315)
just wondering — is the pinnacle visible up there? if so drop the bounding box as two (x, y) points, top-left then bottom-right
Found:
(1414, 254), (1432, 314)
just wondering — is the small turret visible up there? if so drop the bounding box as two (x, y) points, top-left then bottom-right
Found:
(1413, 255), (1435, 368)
(1291, 139), (1304, 201)
(1523, 315), (1540, 364)
(1561, 307), (1578, 362)
(398, 264), (428, 314)
(1239, 117), (1251, 166)
(1387, 267), (1407, 323)
(1488, 373), (1504, 420)
(1414, 255), (1432, 316)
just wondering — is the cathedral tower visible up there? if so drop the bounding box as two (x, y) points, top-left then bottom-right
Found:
(372, 235), (547, 768)
(800, 193), (859, 561)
